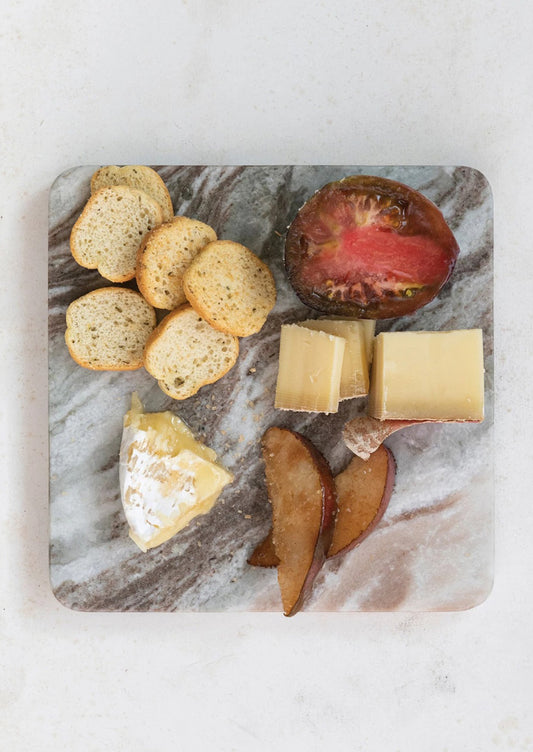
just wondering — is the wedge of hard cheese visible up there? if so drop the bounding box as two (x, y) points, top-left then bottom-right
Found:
(275, 324), (346, 413)
(368, 329), (484, 421)
(119, 394), (232, 551)
(299, 319), (374, 399)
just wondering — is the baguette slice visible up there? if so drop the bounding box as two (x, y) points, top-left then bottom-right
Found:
(136, 216), (217, 310)
(91, 165), (174, 222)
(70, 185), (164, 282)
(143, 305), (239, 400)
(65, 287), (157, 370)
(183, 240), (276, 337)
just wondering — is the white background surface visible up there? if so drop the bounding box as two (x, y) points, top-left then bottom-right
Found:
(2, 1), (532, 750)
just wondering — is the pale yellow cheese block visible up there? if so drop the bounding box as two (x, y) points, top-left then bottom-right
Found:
(119, 394), (233, 551)
(360, 320), (377, 365)
(368, 329), (484, 421)
(300, 319), (371, 399)
(275, 324), (345, 413)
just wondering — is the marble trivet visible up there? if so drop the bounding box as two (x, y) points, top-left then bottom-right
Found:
(49, 165), (494, 612)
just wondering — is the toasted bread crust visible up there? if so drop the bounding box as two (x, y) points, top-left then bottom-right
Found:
(91, 165), (174, 222)
(143, 305), (239, 399)
(65, 287), (157, 371)
(136, 216), (217, 310)
(183, 240), (276, 337)
(70, 185), (164, 282)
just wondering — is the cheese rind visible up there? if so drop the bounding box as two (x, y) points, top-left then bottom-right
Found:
(368, 329), (484, 421)
(300, 319), (372, 399)
(119, 394), (233, 551)
(275, 324), (345, 413)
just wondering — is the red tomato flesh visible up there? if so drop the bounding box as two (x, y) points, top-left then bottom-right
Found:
(285, 175), (460, 319)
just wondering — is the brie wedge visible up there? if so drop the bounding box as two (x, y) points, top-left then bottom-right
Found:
(119, 394), (233, 551)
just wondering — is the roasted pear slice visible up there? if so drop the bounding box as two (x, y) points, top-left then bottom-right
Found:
(247, 529), (279, 568)
(250, 443), (396, 566)
(327, 444), (395, 557)
(262, 427), (337, 616)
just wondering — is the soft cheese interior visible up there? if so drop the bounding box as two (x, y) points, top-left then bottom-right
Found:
(119, 394), (233, 551)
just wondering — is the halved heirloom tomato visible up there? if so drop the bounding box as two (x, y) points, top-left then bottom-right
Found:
(285, 175), (460, 319)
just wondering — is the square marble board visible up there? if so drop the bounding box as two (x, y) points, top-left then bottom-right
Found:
(49, 165), (494, 613)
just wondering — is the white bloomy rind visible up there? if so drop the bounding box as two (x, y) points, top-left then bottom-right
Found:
(119, 396), (233, 552)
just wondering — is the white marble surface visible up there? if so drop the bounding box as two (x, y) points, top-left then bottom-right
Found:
(2, 1), (532, 750)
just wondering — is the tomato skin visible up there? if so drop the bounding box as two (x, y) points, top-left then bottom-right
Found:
(285, 175), (460, 319)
